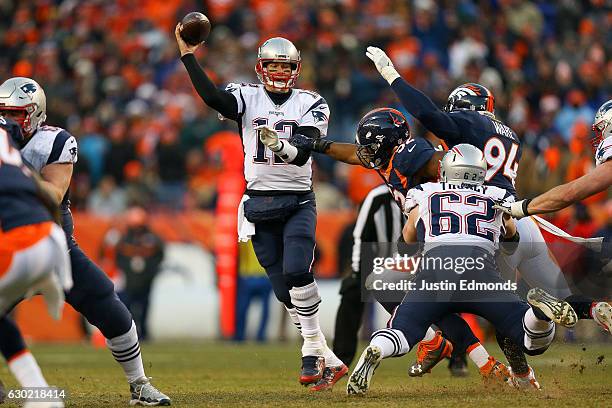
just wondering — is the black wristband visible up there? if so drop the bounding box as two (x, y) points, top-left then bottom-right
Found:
(522, 198), (532, 216)
(313, 139), (333, 153)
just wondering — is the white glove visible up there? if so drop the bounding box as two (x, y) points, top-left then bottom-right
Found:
(257, 126), (282, 152)
(366, 46), (400, 84)
(493, 199), (531, 219)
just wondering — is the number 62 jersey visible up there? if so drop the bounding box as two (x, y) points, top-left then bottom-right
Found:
(404, 182), (514, 254)
(224, 83), (330, 192)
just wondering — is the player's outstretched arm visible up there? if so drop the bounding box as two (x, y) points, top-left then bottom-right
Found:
(497, 160), (612, 218)
(365, 46), (460, 142)
(288, 133), (362, 165)
(175, 24), (239, 121)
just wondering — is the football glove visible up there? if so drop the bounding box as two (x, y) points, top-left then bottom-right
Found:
(288, 133), (333, 153)
(493, 199), (531, 219)
(257, 126), (282, 152)
(365, 46), (400, 84)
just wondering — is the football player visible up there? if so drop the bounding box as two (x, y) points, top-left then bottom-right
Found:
(0, 78), (170, 406)
(0, 117), (71, 408)
(175, 26), (347, 389)
(496, 100), (612, 219)
(346, 144), (577, 395)
(292, 108), (513, 384)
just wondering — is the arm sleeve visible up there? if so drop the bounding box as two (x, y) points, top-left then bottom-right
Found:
(181, 54), (239, 120)
(390, 78), (462, 144)
(286, 126), (318, 166)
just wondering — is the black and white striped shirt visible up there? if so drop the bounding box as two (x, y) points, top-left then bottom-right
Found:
(351, 184), (405, 274)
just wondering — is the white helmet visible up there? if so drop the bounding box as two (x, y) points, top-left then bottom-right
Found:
(255, 37), (301, 91)
(0, 77), (47, 136)
(439, 144), (487, 186)
(592, 99), (612, 146)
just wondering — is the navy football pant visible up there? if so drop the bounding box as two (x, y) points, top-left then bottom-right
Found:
(0, 238), (133, 360)
(250, 196), (316, 308)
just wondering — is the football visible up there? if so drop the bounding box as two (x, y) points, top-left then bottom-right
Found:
(180, 12), (211, 46)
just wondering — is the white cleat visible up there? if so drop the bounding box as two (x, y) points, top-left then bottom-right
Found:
(346, 345), (382, 395)
(129, 377), (171, 406)
(592, 302), (612, 333)
(527, 288), (577, 328)
(510, 366), (541, 390)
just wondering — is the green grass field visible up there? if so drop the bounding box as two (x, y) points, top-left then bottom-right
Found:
(0, 341), (609, 407)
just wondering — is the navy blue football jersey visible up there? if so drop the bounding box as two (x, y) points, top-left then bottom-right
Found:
(0, 117), (52, 231)
(383, 136), (436, 207)
(442, 111), (521, 196)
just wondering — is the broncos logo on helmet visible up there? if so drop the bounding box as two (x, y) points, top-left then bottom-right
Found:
(355, 107), (410, 169)
(445, 83), (494, 115)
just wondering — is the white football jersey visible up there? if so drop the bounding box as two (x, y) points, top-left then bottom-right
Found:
(405, 182), (513, 254)
(21, 125), (78, 172)
(595, 136), (612, 166)
(224, 83), (329, 191)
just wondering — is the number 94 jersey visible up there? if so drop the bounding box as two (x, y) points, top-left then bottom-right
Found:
(405, 182), (514, 254)
(224, 83), (329, 191)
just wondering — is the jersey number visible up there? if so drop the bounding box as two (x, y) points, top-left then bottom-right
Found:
(483, 137), (519, 186)
(0, 129), (23, 167)
(252, 118), (298, 164)
(429, 192), (497, 241)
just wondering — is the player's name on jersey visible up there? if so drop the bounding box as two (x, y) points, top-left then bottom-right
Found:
(369, 278), (518, 292)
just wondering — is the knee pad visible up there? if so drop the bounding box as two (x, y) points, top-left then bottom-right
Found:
(283, 236), (315, 276)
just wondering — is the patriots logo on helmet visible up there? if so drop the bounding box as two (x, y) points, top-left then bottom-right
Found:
(20, 83), (37, 95)
(311, 110), (328, 123)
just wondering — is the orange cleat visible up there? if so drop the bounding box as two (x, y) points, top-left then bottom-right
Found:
(408, 331), (453, 377)
(310, 364), (349, 391)
(480, 356), (512, 386)
(300, 356), (325, 385)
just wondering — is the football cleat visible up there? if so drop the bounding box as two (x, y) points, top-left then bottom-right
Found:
(479, 356), (512, 386)
(510, 366), (541, 390)
(129, 377), (171, 406)
(527, 288), (578, 328)
(408, 331), (453, 377)
(591, 302), (612, 333)
(310, 364), (349, 391)
(299, 356), (325, 385)
(346, 345), (382, 395)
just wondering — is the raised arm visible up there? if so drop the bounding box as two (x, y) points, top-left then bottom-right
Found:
(175, 24), (238, 121)
(365, 47), (461, 143)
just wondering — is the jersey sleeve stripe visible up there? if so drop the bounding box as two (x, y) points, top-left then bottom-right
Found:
(46, 130), (71, 165)
(304, 97), (326, 114)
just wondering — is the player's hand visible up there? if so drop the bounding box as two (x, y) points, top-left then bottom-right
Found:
(175, 23), (200, 57)
(365, 46), (400, 84)
(493, 199), (531, 219)
(257, 126), (282, 152)
(288, 133), (333, 153)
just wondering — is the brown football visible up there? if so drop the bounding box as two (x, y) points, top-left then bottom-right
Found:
(180, 12), (211, 46)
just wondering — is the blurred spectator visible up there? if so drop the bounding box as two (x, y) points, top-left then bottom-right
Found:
(116, 207), (165, 340)
(87, 176), (127, 217)
(234, 241), (272, 342)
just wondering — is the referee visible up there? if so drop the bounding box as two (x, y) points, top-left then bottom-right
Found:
(332, 184), (403, 365)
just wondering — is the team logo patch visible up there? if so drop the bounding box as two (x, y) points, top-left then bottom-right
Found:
(20, 83), (37, 95)
(311, 110), (328, 123)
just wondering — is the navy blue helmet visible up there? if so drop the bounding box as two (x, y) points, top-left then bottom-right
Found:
(355, 108), (410, 169)
(445, 83), (494, 114)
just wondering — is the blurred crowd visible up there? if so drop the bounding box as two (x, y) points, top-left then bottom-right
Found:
(0, 0), (610, 224)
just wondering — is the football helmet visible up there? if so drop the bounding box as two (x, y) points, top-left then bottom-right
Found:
(592, 99), (612, 147)
(0, 77), (47, 137)
(355, 108), (410, 169)
(445, 83), (494, 115)
(439, 144), (487, 186)
(255, 37), (301, 92)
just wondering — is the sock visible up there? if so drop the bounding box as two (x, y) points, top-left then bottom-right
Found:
(466, 342), (489, 369)
(289, 282), (324, 356)
(319, 331), (344, 368)
(423, 327), (436, 342)
(8, 351), (49, 387)
(370, 328), (410, 359)
(523, 308), (554, 351)
(105, 321), (146, 383)
(284, 306), (302, 333)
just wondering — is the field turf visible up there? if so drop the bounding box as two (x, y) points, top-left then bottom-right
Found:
(0, 341), (609, 407)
